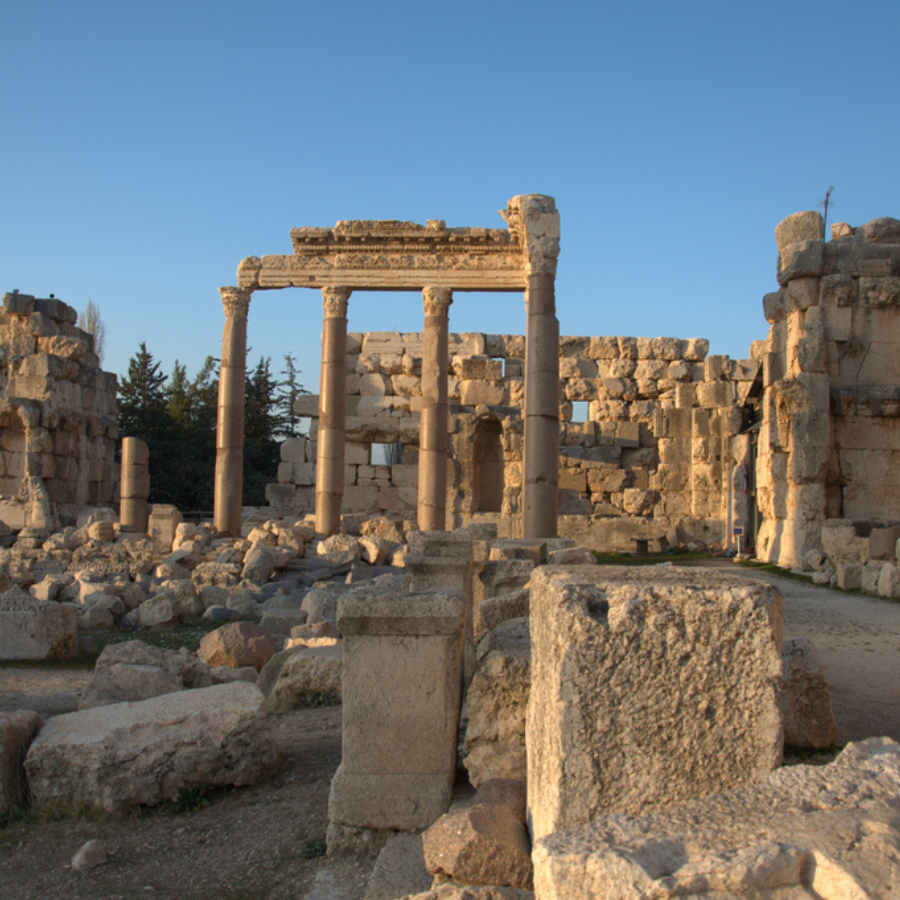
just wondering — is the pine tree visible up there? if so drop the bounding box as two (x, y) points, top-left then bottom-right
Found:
(275, 352), (308, 438)
(243, 357), (281, 505)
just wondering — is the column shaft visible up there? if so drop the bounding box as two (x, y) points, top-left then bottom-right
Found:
(315, 288), (350, 536)
(523, 272), (559, 538)
(213, 287), (251, 536)
(418, 288), (452, 531)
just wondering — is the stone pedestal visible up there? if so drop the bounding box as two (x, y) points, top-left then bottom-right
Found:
(404, 530), (475, 679)
(327, 583), (464, 849)
(315, 288), (350, 537)
(418, 287), (452, 531)
(213, 287), (251, 536)
(119, 437), (149, 533)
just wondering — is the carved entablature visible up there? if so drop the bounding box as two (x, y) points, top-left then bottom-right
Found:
(236, 195), (558, 293)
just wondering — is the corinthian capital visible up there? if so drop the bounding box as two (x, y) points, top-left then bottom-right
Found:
(423, 286), (452, 317)
(322, 287), (351, 318)
(219, 286), (252, 320)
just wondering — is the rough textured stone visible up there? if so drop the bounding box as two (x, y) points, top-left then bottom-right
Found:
(317, 534), (361, 566)
(263, 645), (342, 712)
(328, 584), (465, 840)
(0, 585), (78, 660)
(465, 619), (530, 788)
(79, 640), (212, 709)
(781, 637), (839, 749)
(0, 710), (42, 812)
(533, 737), (900, 900)
(527, 566), (784, 841)
(197, 622), (278, 671)
(478, 589), (529, 634)
(423, 779), (532, 891)
(25, 682), (277, 812)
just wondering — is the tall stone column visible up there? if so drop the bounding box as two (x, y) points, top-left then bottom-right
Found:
(213, 287), (251, 536)
(523, 273), (559, 537)
(514, 195), (561, 539)
(315, 287), (351, 536)
(120, 437), (150, 534)
(418, 287), (452, 531)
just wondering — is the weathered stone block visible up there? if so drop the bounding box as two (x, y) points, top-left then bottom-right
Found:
(0, 711), (42, 813)
(533, 738), (900, 900)
(0, 585), (78, 660)
(527, 566), (783, 841)
(25, 683), (277, 812)
(328, 585), (464, 837)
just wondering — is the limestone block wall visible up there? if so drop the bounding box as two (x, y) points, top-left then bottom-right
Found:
(0, 292), (118, 529)
(756, 213), (900, 573)
(268, 330), (760, 550)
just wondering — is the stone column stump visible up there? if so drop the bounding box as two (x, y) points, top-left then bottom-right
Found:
(119, 437), (150, 533)
(327, 583), (465, 853)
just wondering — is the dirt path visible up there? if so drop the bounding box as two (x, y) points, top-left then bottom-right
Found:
(715, 562), (900, 744)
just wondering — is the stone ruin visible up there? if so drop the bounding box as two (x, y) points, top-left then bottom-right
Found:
(266, 329), (758, 554)
(0, 292), (117, 532)
(4, 199), (900, 897)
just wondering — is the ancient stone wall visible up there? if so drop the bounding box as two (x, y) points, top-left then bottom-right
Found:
(268, 331), (760, 550)
(0, 292), (118, 530)
(757, 214), (900, 579)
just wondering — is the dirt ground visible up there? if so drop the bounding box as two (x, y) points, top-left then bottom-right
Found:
(2, 563), (899, 900)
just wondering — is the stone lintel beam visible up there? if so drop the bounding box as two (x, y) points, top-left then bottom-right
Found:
(236, 257), (526, 293)
(214, 286), (252, 537)
(315, 287), (351, 536)
(418, 287), (453, 531)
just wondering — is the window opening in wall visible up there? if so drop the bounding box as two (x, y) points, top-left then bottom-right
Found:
(473, 419), (504, 513)
(571, 401), (589, 423)
(370, 440), (403, 466)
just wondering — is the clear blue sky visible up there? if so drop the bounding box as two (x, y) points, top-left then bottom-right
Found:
(2, 0), (898, 393)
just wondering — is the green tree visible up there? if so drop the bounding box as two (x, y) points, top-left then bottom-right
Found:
(243, 356), (281, 505)
(275, 352), (309, 438)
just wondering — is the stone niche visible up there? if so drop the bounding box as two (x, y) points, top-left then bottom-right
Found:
(0, 292), (118, 530)
(268, 330), (760, 552)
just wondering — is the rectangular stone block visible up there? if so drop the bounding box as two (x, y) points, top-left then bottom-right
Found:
(328, 585), (464, 835)
(527, 566), (783, 841)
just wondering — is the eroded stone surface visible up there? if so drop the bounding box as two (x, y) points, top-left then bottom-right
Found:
(25, 682), (277, 812)
(527, 566), (784, 841)
(533, 737), (900, 900)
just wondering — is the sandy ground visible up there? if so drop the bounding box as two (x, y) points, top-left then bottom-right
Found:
(1, 564), (898, 899)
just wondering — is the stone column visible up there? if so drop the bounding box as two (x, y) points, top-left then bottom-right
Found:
(315, 287), (351, 536)
(213, 286), (251, 536)
(119, 437), (150, 534)
(523, 271), (559, 538)
(514, 195), (561, 540)
(418, 287), (452, 531)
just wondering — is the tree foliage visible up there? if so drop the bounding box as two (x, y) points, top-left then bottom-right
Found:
(118, 345), (304, 511)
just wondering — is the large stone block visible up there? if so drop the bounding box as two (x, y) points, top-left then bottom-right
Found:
(328, 584), (464, 838)
(0, 585), (78, 660)
(533, 737), (900, 900)
(464, 618), (530, 789)
(25, 682), (277, 812)
(527, 566), (783, 841)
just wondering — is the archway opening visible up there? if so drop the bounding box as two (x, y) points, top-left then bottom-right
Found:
(473, 418), (504, 513)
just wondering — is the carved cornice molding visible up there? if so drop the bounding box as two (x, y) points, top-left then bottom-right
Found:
(235, 197), (558, 293)
(422, 287), (453, 317)
(219, 286), (252, 319)
(322, 286), (351, 318)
